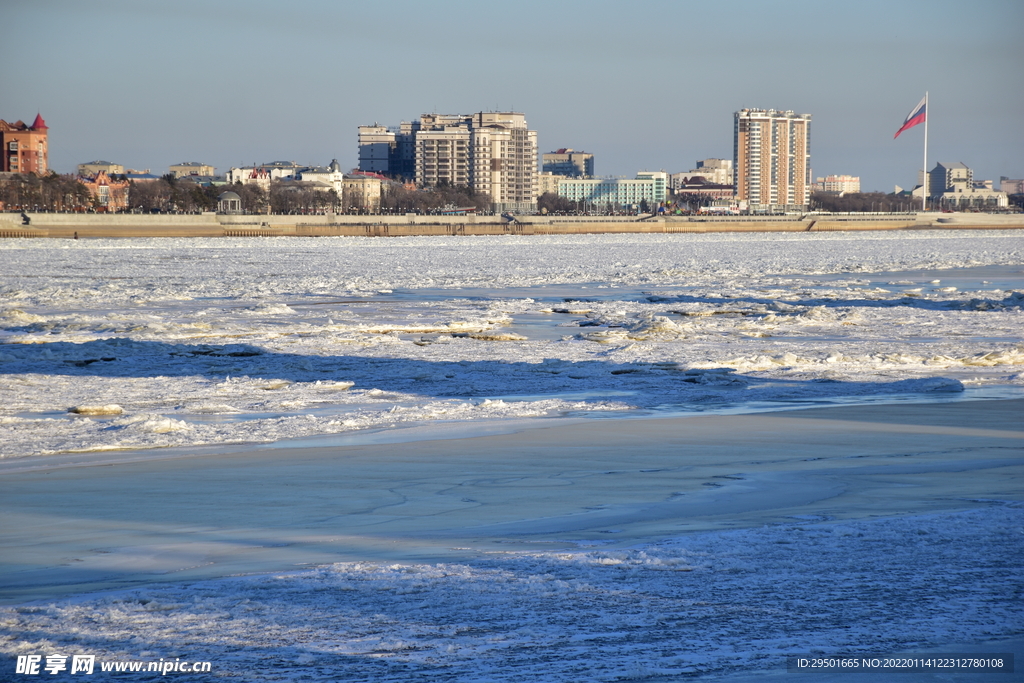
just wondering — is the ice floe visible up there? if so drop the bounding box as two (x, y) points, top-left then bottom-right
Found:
(1, 231), (1022, 457)
(1, 505), (1019, 681)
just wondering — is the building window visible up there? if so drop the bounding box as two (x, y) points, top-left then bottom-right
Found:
(8, 141), (17, 151)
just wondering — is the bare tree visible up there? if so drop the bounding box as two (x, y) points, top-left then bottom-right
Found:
(537, 192), (577, 214)
(380, 182), (490, 214)
(0, 173), (92, 212)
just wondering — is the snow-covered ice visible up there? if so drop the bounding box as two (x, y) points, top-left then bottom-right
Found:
(2, 506), (1020, 681)
(1, 231), (1022, 681)
(1, 231), (1022, 458)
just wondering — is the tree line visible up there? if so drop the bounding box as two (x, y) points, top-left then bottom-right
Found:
(1, 173), (493, 215)
(10, 173), (1009, 215)
(0, 173), (93, 212)
(810, 192), (920, 213)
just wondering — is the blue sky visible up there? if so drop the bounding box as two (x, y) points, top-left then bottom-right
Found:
(4, 0), (1022, 191)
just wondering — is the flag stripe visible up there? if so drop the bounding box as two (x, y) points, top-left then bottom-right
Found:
(894, 96), (927, 139)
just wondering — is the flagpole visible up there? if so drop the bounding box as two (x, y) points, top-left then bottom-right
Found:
(922, 91), (928, 212)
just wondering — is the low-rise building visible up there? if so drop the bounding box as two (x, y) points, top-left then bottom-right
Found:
(671, 178), (736, 202)
(537, 172), (562, 197)
(298, 160), (344, 194)
(169, 162), (215, 178)
(226, 162), (305, 188)
(80, 170), (130, 212)
(929, 162), (1008, 209)
(934, 186), (1008, 209)
(78, 160), (124, 177)
(999, 177), (1024, 194)
(670, 159), (733, 188)
(125, 169), (161, 182)
(343, 173), (383, 212)
(557, 171), (668, 211)
(542, 149), (594, 177)
(814, 174), (861, 193)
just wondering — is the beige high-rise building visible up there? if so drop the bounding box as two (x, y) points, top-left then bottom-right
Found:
(416, 125), (472, 188)
(734, 108), (811, 212)
(361, 111), (537, 212)
(469, 112), (537, 211)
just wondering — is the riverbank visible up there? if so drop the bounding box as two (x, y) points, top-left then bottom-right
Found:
(2, 211), (1022, 238)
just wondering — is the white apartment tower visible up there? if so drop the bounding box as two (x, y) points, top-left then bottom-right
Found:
(734, 109), (811, 212)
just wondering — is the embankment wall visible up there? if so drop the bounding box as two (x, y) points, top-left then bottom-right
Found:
(2, 211), (1022, 238)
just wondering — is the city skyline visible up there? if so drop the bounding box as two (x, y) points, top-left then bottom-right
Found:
(3, 0), (1021, 192)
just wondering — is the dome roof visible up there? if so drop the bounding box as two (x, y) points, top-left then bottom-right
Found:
(218, 191), (241, 200)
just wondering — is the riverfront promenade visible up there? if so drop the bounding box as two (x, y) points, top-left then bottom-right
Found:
(1, 211), (1022, 238)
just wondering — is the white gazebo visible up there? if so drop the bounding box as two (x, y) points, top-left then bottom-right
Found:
(217, 191), (242, 214)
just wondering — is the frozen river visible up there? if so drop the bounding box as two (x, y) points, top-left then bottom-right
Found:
(1, 231), (1022, 681)
(1, 230), (1022, 458)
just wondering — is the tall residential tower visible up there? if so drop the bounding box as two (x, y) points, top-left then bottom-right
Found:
(733, 108), (811, 212)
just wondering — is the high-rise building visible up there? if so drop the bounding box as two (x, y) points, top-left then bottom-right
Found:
(1, 113), (48, 175)
(357, 124), (391, 173)
(468, 112), (537, 211)
(358, 122), (417, 178)
(733, 108), (811, 212)
(415, 120), (472, 189)
(542, 149), (594, 177)
(358, 111), (538, 212)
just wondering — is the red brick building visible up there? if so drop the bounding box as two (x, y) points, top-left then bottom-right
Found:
(0, 114), (49, 174)
(80, 170), (129, 212)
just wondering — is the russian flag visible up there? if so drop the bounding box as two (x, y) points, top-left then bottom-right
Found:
(894, 96), (927, 139)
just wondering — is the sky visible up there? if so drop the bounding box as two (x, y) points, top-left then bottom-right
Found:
(4, 0), (1022, 192)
